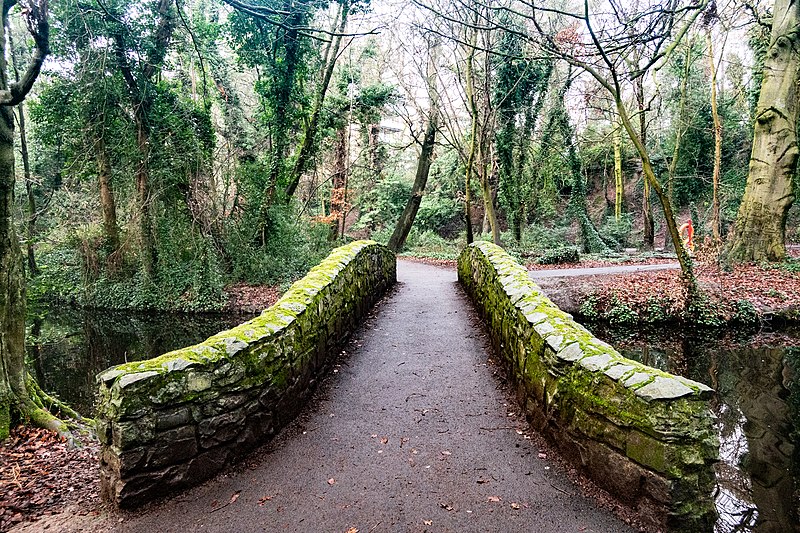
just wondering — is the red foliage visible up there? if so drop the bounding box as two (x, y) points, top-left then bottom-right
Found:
(0, 427), (99, 531)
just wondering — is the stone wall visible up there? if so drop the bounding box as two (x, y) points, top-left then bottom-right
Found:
(458, 242), (718, 531)
(96, 241), (396, 507)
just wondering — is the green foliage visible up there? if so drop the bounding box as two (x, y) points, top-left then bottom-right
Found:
(579, 294), (600, 320)
(26, 246), (84, 309)
(376, 228), (461, 260)
(226, 206), (334, 286)
(605, 298), (640, 326)
(686, 293), (726, 328)
(355, 176), (412, 230)
(731, 299), (758, 325)
(536, 247), (579, 265)
(600, 214), (634, 250)
(511, 224), (571, 252)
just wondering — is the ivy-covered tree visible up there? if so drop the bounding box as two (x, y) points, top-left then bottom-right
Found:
(1, 0), (72, 441)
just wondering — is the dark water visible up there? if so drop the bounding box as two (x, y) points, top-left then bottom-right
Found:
(588, 323), (800, 533)
(27, 308), (257, 417)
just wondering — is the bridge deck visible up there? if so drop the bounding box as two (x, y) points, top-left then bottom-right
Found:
(117, 260), (631, 532)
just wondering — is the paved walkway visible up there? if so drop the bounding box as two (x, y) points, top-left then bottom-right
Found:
(529, 263), (679, 279)
(117, 261), (631, 532)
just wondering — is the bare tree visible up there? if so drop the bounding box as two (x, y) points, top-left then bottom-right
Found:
(523, 0), (707, 288)
(389, 34), (441, 252)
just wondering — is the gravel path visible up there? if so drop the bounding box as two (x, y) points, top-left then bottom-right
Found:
(110, 260), (632, 533)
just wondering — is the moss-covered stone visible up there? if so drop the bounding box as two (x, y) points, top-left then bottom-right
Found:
(458, 241), (718, 531)
(96, 240), (396, 507)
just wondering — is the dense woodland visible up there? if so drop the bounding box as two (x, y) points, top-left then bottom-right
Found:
(1, 0), (799, 436)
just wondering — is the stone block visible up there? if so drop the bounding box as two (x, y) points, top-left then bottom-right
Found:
(198, 410), (247, 448)
(155, 407), (193, 430)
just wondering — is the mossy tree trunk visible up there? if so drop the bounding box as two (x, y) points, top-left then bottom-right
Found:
(284, 0), (349, 201)
(726, 0), (799, 262)
(0, 0), (53, 441)
(95, 131), (120, 252)
(613, 119), (623, 222)
(635, 77), (654, 249)
(707, 28), (723, 243)
(110, 0), (176, 278)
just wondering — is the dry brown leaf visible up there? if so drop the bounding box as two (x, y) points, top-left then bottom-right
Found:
(487, 496), (501, 502)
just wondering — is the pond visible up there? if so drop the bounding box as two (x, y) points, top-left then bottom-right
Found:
(588, 322), (800, 533)
(27, 307), (257, 417)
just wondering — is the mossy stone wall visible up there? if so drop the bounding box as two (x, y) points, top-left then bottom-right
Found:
(96, 241), (396, 507)
(458, 242), (718, 531)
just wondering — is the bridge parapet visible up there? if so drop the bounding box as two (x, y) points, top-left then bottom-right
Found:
(96, 240), (395, 507)
(458, 241), (717, 531)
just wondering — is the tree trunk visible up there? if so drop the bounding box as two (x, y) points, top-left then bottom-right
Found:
(0, 102), (25, 440)
(284, 0), (349, 201)
(111, 0), (176, 277)
(635, 77), (654, 249)
(1, 0), (57, 440)
(95, 133), (120, 251)
(708, 29), (722, 243)
(134, 113), (157, 278)
(9, 26), (36, 275)
(616, 97), (696, 291)
(726, 1), (799, 262)
(665, 42), (692, 249)
(613, 120), (623, 221)
(389, 38), (440, 252)
(17, 104), (37, 275)
(329, 127), (347, 240)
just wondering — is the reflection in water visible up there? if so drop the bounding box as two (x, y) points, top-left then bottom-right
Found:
(27, 308), (257, 417)
(588, 324), (800, 532)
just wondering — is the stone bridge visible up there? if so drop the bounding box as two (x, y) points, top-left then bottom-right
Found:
(96, 240), (718, 531)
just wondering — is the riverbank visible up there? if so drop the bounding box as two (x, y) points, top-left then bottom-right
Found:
(537, 260), (800, 326)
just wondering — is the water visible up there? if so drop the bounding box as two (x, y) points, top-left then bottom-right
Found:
(588, 323), (800, 533)
(26, 307), (257, 417)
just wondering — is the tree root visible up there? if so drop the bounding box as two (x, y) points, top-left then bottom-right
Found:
(20, 375), (94, 445)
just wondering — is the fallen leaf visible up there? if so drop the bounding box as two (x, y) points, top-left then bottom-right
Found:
(510, 503), (520, 510)
(439, 503), (454, 511)
(487, 496), (501, 503)
(328, 478), (336, 485)
(345, 528), (358, 533)
(381, 437), (389, 444)
(258, 496), (272, 506)
(229, 492), (240, 504)
(423, 520), (432, 526)
(538, 453), (547, 459)
(441, 450), (451, 456)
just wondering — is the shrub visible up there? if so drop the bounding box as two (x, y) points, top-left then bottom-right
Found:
(537, 247), (579, 265)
